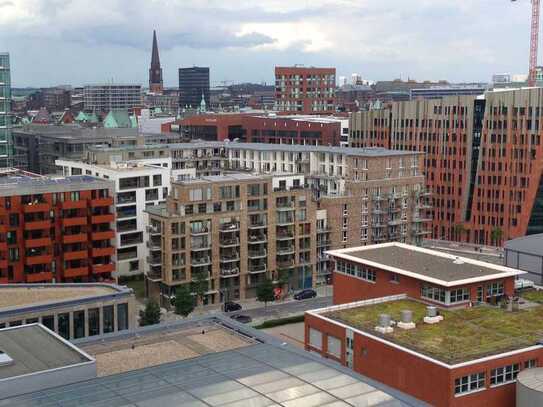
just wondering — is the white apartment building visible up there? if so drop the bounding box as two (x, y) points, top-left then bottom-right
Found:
(56, 159), (171, 277)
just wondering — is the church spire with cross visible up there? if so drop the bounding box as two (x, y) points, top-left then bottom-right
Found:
(149, 30), (163, 94)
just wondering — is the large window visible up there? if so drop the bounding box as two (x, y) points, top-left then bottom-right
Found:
(58, 312), (70, 339)
(309, 328), (322, 350)
(327, 335), (341, 358)
(336, 261), (376, 282)
(421, 284), (446, 303)
(490, 364), (519, 386)
(487, 282), (504, 297)
(42, 315), (54, 331)
(103, 305), (114, 334)
(450, 288), (470, 303)
(117, 303), (129, 331)
(88, 308), (100, 336)
(73, 310), (85, 339)
(454, 372), (485, 395)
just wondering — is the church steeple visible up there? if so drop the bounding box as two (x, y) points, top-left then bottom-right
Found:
(149, 30), (163, 94)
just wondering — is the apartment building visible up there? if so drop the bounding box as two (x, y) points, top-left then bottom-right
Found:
(83, 84), (142, 113)
(0, 53), (12, 167)
(350, 87), (543, 246)
(56, 159), (170, 277)
(145, 173), (317, 307)
(0, 172), (115, 283)
(275, 66), (336, 114)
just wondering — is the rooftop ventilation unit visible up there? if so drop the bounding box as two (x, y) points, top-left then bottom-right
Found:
(0, 350), (14, 367)
(397, 310), (416, 330)
(424, 306), (444, 324)
(453, 257), (464, 265)
(375, 314), (393, 334)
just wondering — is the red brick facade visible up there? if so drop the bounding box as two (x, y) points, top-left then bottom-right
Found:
(0, 187), (115, 283)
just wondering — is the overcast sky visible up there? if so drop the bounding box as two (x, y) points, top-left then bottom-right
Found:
(0, 0), (535, 87)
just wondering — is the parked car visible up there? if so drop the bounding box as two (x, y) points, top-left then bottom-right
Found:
(223, 301), (242, 312)
(294, 289), (317, 300)
(230, 314), (252, 324)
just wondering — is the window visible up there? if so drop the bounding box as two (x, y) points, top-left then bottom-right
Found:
(454, 372), (485, 395)
(450, 288), (470, 303)
(421, 284), (446, 303)
(327, 335), (341, 358)
(309, 328), (322, 350)
(390, 273), (400, 284)
(117, 303), (129, 331)
(73, 310), (85, 339)
(88, 308), (100, 336)
(153, 174), (162, 186)
(58, 312), (70, 339)
(487, 282), (504, 297)
(42, 315), (54, 331)
(525, 359), (537, 369)
(491, 364), (519, 386)
(189, 188), (203, 201)
(103, 305), (114, 334)
(336, 261), (376, 282)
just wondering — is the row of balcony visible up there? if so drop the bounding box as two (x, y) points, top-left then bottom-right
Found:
(17, 197), (114, 214)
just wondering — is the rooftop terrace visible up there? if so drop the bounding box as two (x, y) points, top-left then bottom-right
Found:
(323, 297), (543, 365)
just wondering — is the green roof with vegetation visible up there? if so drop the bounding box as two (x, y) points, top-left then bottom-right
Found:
(326, 298), (543, 364)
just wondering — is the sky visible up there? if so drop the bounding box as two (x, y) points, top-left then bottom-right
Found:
(0, 0), (535, 88)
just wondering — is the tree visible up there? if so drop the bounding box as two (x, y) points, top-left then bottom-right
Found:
(256, 279), (275, 308)
(191, 272), (208, 306)
(139, 300), (161, 326)
(491, 227), (503, 246)
(173, 285), (195, 317)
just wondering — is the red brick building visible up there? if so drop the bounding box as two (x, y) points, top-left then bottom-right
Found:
(0, 173), (115, 283)
(350, 88), (543, 246)
(304, 243), (535, 407)
(275, 66), (336, 114)
(178, 113), (342, 145)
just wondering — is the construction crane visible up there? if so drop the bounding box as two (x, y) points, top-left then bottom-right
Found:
(512, 0), (541, 86)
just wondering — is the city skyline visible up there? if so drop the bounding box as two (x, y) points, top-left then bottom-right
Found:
(0, 0), (537, 87)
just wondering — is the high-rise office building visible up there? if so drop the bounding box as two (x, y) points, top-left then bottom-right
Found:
(83, 84), (142, 113)
(274, 66), (336, 114)
(178, 67), (210, 109)
(149, 30), (163, 94)
(0, 53), (12, 167)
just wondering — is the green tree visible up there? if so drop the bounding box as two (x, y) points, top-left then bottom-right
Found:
(256, 279), (275, 308)
(139, 300), (161, 326)
(191, 272), (208, 305)
(173, 285), (195, 317)
(491, 227), (503, 245)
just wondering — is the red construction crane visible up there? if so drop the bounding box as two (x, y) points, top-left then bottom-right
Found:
(512, 0), (541, 86)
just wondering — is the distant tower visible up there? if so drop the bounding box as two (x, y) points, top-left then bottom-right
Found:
(149, 30), (163, 94)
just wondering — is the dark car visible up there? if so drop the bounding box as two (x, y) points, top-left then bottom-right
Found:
(223, 301), (242, 312)
(230, 314), (252, 324)
(294, 289), (317, 300)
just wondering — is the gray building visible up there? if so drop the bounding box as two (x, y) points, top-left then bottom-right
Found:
(410, 84), (488, 100)
(505, 234), (543, 284)
(83, 84), (142, 113)
(178, 67), (210, 109)
(0, 53), (13, 168)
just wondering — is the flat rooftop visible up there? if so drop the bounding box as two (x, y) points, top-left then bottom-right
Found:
(0, 284), (128, 314)
(0, 325), (92, 380)
(0, 175), (113, 196)
(175, 173), (271, 185)
(322, 297), (543, 365)
(327, 242), (524, 286)
(78, 320), (255, 377)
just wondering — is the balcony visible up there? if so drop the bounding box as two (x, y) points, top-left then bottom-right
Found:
(317, 226), (332, 233)
(220, 267), (240, 278)
(248, 221), (267, 229)
(220, 253), (240, 263)
(191, 228), (210, 236)
(248, 234), (267, 244)
(277, 246), (295, 255)
(414, 229), (432, 236)
(146, 269), (163, 282)
(62, 217), (87, 227)
(373, 195), (386, 201)
(147, 225), (161, 236)
(25, 271), (53, 283)
(61, 200), (87, 210)
(117, 208), (137, 219)
(64, 266), (89, 278)
(191, 242), (211, 251)
(24, 220), (51, 231)
(146, 240), (161, 250)
(92, 263), (115, 274)
(63, 250), (88, 261)
(248, 204), (265, 212)
(413, 216), (432, 223)
(248, 249), (267, 259)
(91, 247), (115, 257)
(63, 233), (87, 244)
(277, 259), (295, 269)
(248, 264), (267, 274)
(276, 232), (295, 240)
(388, 219), (406, 226)
(219, 238), (239, 248)
(220, 223), (240, 232)
(276, 217), (295, 226)
(25, 237), (52, 248)
(276, 201), (295, 211)
(191, 257), (211, 266)
(147, 255), (161, 266)
(91, 230), (115, 240)
(23, 203), (50, 213)
(25, 254), (53, 266)
(90, 197), (114, 207)
(317, 240), (330, 247)
(92, 214), (115, 224)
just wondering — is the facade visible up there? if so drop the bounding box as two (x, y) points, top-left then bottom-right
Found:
(148, 30), (163, 94)
(178, 66), (210, 109)
(145, 173), (318, 307)
(410, 84), (488, 100)
(0, 173), (116, 283)
(27, 87), (72, 111)
(0, 53), (12, 167)
(83, 84), (142, 113)
(0, 283), (136, 339)
(275, 66), (336, 114)
(350, 87), (543, 246)
(57, 159), (171, 277)
(179, 113), (343, 145)
(505, 233), (543, 284)
(305, 243), (531, 407)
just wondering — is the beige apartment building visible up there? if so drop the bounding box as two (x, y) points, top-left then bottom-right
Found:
(146, 173), (317, 307)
